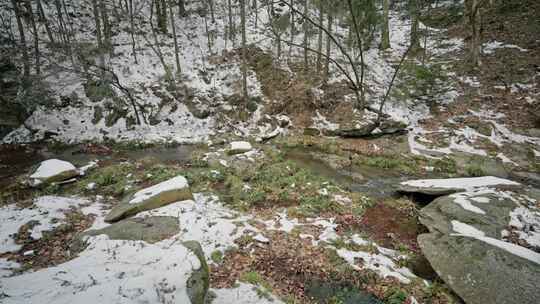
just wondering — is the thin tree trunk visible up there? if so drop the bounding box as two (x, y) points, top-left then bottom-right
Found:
(324, 10), (333, 83)
(288, 0), (294, 56)
(99, 0), (112, 55)
(169, 0), (181, 74)
(24, 0), (40, 75)
(178, 0), (186, 16)
(470, 0), (482, 67)
(240, 0), (248, 101)
(316, 1), (324, 72)
(227, 0), (235, 42)
(37, 0), (55, 44)
(380, 0), (391, 50)
(91, 0), (105, 69)
(129, 0), (138, 63)
(253, 0), (258, 28)
(347, 0), (366, 109)
(11, 0), (30, 77)
(409, 0), (421, 52)
(302, 0), (308, 71)
(208, 0), (215, 23)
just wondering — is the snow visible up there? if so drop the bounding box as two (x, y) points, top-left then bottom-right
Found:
(29, 159), (77, 181)
(335, 247), (416, 284)
(129, 175), (189, 204)
(0, 196), (90, 254)
(451, 220), (486, 237)
(135, 193), (258, 257)
(401, 176), (520, 191)
(508, 207), (540, 247)
(483, 41), (528, 55)
(1, 235), (197, 304)
(451, 192), (488, 215)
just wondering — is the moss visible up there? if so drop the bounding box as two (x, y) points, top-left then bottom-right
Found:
(84, 79), (115, 103)
(76, 163), (136, 197)
(432, 157), (457, 174)
(210, 250), (223, 264)
(355, 155), (419, 175)
(465, 164), (485, 177)
(384, 287), (408, 304)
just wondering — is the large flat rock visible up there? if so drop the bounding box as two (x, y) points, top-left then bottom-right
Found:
(398, 176), (520, 196)
(105, 176), (193, 223)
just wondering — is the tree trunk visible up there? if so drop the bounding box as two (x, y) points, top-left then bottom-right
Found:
(227, 0), (235, 42)
(178, 0), (186, 16)
(316, 1), (324, 72)
(11, 0), (30, 77)
(23, 0), (40, 75)
(169, 0), (181, 74)
(470, 0), (482, 67)
(208, 0), (215, 23)
(324, 11), (333, 83)
(129, 0), (138, 63)
(380, 0), (391, 50)
(409, 0), (421, 52)
(288, 0), (294, 56)
(99, 0), (112, 55)
(91, 0), (105, 69)
(240, 0), (248, 101)
(302, 0), (309, 72)
(37, 0), (55, 44)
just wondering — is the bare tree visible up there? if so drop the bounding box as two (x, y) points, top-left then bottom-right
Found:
(10, 0), (30, 77)
(23, 0), (40, 75)
(129, 0), (138, 63)
(240, 0), (248, 101)
(380, 0), (391, 50)
(169, 0), (182, 75)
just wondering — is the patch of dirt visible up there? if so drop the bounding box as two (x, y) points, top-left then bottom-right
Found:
(357, 203), (426, 252)
(0, 210), (95, 273)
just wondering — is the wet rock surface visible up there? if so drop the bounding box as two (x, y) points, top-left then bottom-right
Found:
(85, 216), (180, 243)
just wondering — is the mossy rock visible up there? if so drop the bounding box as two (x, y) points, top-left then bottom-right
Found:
(85, 216), (179, 243)
(183, 240), (210, 304)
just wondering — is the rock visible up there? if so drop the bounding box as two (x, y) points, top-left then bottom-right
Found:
(398, 176), (521, 196)
(419, 233), (540, 304)
(509, 171), (540, 188)
(526, 128), (540, 138)
(105, 175), (193, 223)
(419, 192), (518, 238)
(29, 159), (79, 186)
(418, 190), (540, 304)
(226, 141), (252, 155)
(183, 241), (210, 304)
(377, 120), (408, 135)
(85, 216), (179, 243)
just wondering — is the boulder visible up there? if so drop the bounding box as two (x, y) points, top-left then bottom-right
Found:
(29, 159), (79, 186)
(398, 176), (520, 196)
(226, 141), (253, 155)
(183, 241), (210, 304)
(85, 216), (179, 243)
(105, 175), (193, 223)
(418, 189), (540, 304)
(419, 233), (540, 304)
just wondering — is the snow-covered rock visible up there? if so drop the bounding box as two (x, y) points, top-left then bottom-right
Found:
(29, 159), (79, 186)
(105, 175), (193, 223)
(398, 176), (520, 196)
(418, 189), (540, 304)
(227, 141), (253, 155)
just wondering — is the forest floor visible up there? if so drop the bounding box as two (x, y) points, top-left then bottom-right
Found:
(1, 1), (540, 304)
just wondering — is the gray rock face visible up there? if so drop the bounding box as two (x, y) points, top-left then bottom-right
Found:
(397, 184), (464, 196)
(183, 241), (210, 304)
(419, 193), (517, 237)
(509, 171), (540, 188)
(418, 190), (540, 304)
(85, 216), (180, 243)
(419, 233), (540, 304)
